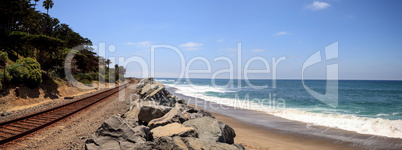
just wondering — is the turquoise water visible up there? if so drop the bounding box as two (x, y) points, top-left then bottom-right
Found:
(156, 78), (402, 138)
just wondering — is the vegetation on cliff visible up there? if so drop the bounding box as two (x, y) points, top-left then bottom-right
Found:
(0, 0), (125, 89)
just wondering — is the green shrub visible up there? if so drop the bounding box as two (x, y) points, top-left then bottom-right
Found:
(97, 72), (105, 82)
(107, 75), (115, 82)
(0, 69), (13, 84)
(48, 66), (65, 79)
(73, 72), (100, 84)
(80, 79), (92, 85)
(118, 74), (125, 82)
(8, 57), (42, 88)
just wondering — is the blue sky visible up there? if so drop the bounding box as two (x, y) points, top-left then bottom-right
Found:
(34, 0), (402, 80)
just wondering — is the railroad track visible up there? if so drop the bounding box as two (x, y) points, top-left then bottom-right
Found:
(0, 81), (134, 145)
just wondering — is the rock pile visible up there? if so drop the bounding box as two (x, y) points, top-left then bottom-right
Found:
(85, 77), (244, 150)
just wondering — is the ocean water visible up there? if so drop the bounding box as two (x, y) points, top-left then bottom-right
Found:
(156, 78), (402, 139)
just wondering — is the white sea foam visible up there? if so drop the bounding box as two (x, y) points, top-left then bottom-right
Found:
(168, 84), (402, 139)
(165, 83), (235, 94)
(376, 113), (389, 117)
(155, 79), (176, 83)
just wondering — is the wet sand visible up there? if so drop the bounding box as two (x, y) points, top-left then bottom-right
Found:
(166, 86), (402, 150)
(213, 112), (352, 150)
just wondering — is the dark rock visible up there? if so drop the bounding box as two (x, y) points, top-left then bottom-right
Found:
(137, 79), (177, 106)
(85, 115), (149, 150)
(86, 77), (241, 150)
(125, 118), (140, 128)
(147, 103), (217, 130)
(235, 143), (246, 150)
(15, 87), (19, 97)
(125, 100), (171, 124)
(133, 136), (188, 150)
(172, 136), (189, 150)
(136, 77), (155, 89)
(218, 121), (236, 144)
(1, 110), (10, 116)
(183, 117), (222, 142)
(183, 117), (236, 144)
(185, 107), (215, 119)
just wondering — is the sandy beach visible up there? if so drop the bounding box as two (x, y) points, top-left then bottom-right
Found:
(211, 112), (352, 150)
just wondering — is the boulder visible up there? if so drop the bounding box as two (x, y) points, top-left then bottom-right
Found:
(128, 94), (140, 111)
(138, 101), (171, 124)
(136, 78), (177, 106)
(147, 104), (217, 129)
(183, 117), (236, 144)
(133, 136), (188, 150)
(218, 121), (236, 144)
(185, 107), (215, 120)
(86, 77), (241, 149)
(150, 123), (195, 139)
(172, 136), (189, 150)
(1, 110), (10, 116)
(85, 115), (149, 150)
(136, 77), (154, 89)
(139, 82), (162, 98)
(182, 137), (239, 150)
(125, 100), (172, 124)
(136, 78), (186, 107)
(147, 104), (191, 129)
(183, 117), (221, 142)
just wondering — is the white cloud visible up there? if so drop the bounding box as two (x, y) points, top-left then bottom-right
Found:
(217, 39), (225, 42)
(126, 41), (152, 47)
(306, 1), (331, 10)
(274, 31), (291, 36)
(179, 42), (203, 50)
(251, 49), (265, 52)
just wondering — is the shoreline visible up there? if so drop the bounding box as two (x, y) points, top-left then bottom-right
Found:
(165, 85), (402, 149)
(212, 112), (350, 150)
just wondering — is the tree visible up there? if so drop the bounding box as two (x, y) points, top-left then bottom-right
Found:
(118, 66), (126, 75)
(42, 0), (54, 15)
(8, 57), (42, 88)
(0, 51), (8, 88)
(0, 0), (33, 32)
(73, 49), (99, 73)
(105, 59), (111, 69)
(34, 0), (40, 9)
(114, 64), (119, 82)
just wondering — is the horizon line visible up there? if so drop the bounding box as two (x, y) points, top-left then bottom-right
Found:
(125, 76), (402, 81)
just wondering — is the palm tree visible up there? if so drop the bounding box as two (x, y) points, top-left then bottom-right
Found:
(34, 0), (40, 9)
(42, 0), (54, 14)
(105, 59), (111, 69)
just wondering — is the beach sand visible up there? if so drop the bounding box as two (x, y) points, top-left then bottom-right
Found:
(211, 112), (353, 150)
